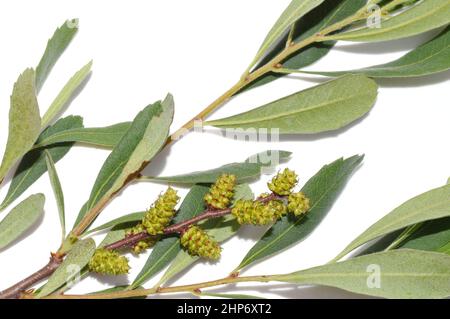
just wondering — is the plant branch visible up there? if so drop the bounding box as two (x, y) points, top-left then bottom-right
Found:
(44, 274), (276, 299)
(105, 193), (282, 251)
(0, 254), (63, 299)
(4, 4), (370, 299)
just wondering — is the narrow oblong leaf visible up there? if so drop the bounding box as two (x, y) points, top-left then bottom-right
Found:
(0, 194), (45, 250)
(44, 151), (66, 238)
(34, 122), (131, 150)
(206, 75), (378, 134)
(333, 184), (450, 261)
(74, 94), (174, 230)
(398, 217), (450, 252)
(0, 69), (41, 182)
(273, 249), (450, 299)
(327, 0), (450, 43)
(156, 185), (253, 286)
(236, 155), (363, 272)
(37, 238), (96, 298)
(86, 211), (145, 235)
(130, 185), (210, 289)
(41, 60), (92, 128)
(36, 19), (78, 92)
(304, 26), (450, 78)
(150, 151), (291, 184)
(249, 0), (367, 89)
(0, 116), (83, 211)
(250, 0), (325, 68)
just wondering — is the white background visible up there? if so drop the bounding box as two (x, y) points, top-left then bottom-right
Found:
(0, 0), (449, 298)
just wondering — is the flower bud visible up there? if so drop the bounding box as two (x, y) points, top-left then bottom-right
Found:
(232, 199), (287, 225)
(180, 226), (221, 260)
(268, 168), (298, 195)
(288, 192), (310, 216)
(204, 174), (236, 209)
(142, 187), (180, 235)
(126, 224), (156, 254)
(88, 249), (129, 275)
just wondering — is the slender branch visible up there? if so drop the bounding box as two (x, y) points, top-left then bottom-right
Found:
(0, 254), (63, 299)
(105, 193), (282, 251)
(3, 4), (371, 299)
(44, 275), (275, 299)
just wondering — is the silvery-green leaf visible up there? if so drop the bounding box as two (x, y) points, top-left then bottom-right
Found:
(327, 0), (450, 42)
(273, 249), (450, 299)
(44, 151), (65, 238)
(86, 211), (145, 235)
(0, 116), (83, 211)
(236, 155), (363, 272)
(74, 94), (174, 230)
(0, 69), (41, 183)
(37, 238), (96, 298)
(304, 26), (450, 78)
(150, 151), (291, 184)
(0, 194), (45, 250)
(206, 75), (378, 134)
(333, 184), (450, 261)
(34, 122), (131, 150)
(249, 0), (325, 69)
(36, 19), (78, 92)
(41, 61), (92, 128)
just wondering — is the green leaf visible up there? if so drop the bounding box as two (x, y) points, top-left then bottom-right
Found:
(150, 151), (291, 184)
(44, 151), (65, 239)
(74, 94), (174, 230)
(0, 116), (83, 211)
(273, 249), (450, 299)
(249, 0), (325, 69)
(333, 184), (450, 261)
(327, 0), (450, 42)
(130, 185), (210, 289)
(0, 194), (45, 250)
(37, 238), (96, 298)
(36, 19), (78, 92)
(399, 217), (450, 252)
(86, 211), (145, 235)
(304, 26), (450, 78)
(206, 75), (378, 134)
(0, 69), (41, 182)
(34, 122), (131, 150)
(41, 60), (92, 128)
(236, 155), (363, 272)
(248, 0), (367, 89)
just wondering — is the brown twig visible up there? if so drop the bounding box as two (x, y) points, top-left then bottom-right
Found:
(0, 254), (63, 299)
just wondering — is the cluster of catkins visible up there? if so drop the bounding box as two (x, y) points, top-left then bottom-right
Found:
(88, 169), (310, 275)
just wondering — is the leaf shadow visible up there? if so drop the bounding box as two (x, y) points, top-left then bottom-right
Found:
(90, 272), (130, 287)
(149, 283), (376, 299)
(0, 207), (45, 253)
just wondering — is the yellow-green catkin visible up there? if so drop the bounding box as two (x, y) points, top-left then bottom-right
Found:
(232, 200), (287, 225)
(288, 192), (310, 216)
(126, 224), (155, 254)
(142, 187), (180, 235)
(204, 174), (236, 209)
(180, 226), (221, 260)
(88, 249), (130, 275)
(268, 168), (298, 196)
